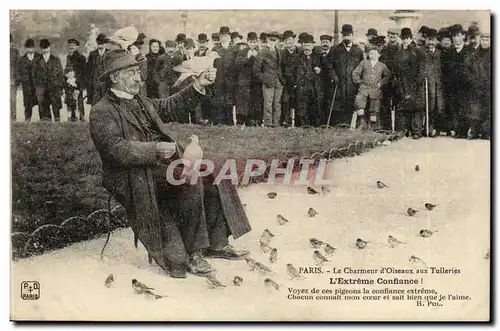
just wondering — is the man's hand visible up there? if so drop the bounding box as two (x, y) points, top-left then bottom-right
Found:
(156, 142), (177, 160)
(195, 68), (217, 87)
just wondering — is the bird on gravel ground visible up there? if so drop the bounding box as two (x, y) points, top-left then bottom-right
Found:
(313, 250), (330, 265)
(388, 235), (406, 248)
(356, 238), (369, 249)
(264, 278), (280, 290)
(286, 264), (305, 280)
(419, 229), (437, 238)
(377, 180), (389, 188)
(277, 214), (289, 225)
(104, 274), (114, 288)
(307, 186), (319, 194)
(269, 248), (278, 264)
(425, 203), (438, 211)
(309, 238), (325, 248)
(324, 244), (337, 256)
(233, 276), (243, 286)
(308, 207), (319, 217)
(267, 192), (277, 199)
(407, 207), (418, 216)
(180, 135), (203, 180)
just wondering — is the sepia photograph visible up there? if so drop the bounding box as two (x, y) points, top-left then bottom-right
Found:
(9, 8), (492, 322)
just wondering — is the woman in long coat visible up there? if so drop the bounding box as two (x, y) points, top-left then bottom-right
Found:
(145, 39), (164, 98)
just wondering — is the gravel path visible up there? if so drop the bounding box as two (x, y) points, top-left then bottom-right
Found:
(11, 137), (490, 321)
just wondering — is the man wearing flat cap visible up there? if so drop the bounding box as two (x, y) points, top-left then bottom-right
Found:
(280, 30), (300, 126)
(380, 28), (401, 130)
(233, 32), (261, 125)
(212, 26), (236, 125)
(65, 38), (87, 121)
(331, 24), (364, 125)
(18, 38), (40, 122)
(448, 23), (474, 138)
(87, 33), (110, 106)
(253, 30), (285, 127)
(33, 39), (65, 121)
(415, 28), (444, 137)
(89, 49), (250, 279)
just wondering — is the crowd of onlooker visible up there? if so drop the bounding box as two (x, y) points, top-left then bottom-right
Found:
(10, 21), (491, 139)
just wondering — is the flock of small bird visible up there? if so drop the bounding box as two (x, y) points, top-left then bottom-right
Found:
(101, 161), (490, 298)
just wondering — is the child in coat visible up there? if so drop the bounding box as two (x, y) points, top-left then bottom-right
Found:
(352, 46), (391, 130)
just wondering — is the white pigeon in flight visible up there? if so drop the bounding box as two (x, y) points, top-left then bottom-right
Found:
(172, 51), (220, 88)
(180, 135), (204, 180)
(107, 26), (139, 50)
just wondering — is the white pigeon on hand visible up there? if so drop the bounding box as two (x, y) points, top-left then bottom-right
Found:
(172, 51), (220, 88)
(180, 135), (203, 180)
(107, 26), (139, 50)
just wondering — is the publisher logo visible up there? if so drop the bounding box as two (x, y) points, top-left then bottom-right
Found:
(21, 281), (40, 300)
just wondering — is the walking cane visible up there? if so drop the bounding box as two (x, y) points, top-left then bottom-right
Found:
(291, 108), (295, 129)
(390, 98), (395, 132)
(326, 85), (338, 129)
(188, 113), (192, 124)
(425, 78), (429, 137)
(232, 105), (237, 126)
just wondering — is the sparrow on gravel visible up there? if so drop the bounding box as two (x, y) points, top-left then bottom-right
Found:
(104, 274), (114, 288)
(484, 249), (490, 260)
(206, 274), (226, 289)
(425, 203), (438, 211)
(388, 235), (406, 248)
(409, 255), (427, 265)
(253, 261), (273, 275)
(309, 238), (325, 248)
(269, 248), (278, 264)
(356, 238), (369, 249)
(132, 279), (154, 294)
(277, 214), (289, 225)
(245, 257), (257, 270)
(313, 250), (330, 265)
(407, 207), (418, 216)
(233, 276), (243, 286)
(264, 278), (280, 290)
(419, 229), (437, 238)
(260, 229), (275, 245)
(267, 192), (277, 199)
(415, 165), (420, 172)
(307, 186), (319, 194)
(308, 207), (319, 217)
(286, 264), (305, 280)
(377, 181), (389, 188)
(324, 244), (337, 256)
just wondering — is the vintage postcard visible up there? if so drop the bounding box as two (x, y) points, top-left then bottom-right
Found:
(10, 9), (491, 321)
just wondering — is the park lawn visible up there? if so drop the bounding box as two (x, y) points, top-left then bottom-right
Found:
(11, 121), (390, 236)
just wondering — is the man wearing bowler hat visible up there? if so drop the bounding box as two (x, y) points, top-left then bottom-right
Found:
(89, 48), (250, 279)
(234, 31), (262, 125)
(448, 23), (474, 138)
(212, 26), (236, 125)
(33, 39), (65, 121)
(366, 28), (378, 46)
(18, 38), (41, 122)
(65, 38), (87, 121)
(195, 33), (210, 57)
(331, 24), (364, 125)
(253, 31), (285, 127)
(280, 30), (300, 126)
(87, 33), (110, 106)
(293, 33), (324, 127)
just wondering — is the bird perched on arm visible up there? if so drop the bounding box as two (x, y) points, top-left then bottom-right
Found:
(180, 135), (203, 180)
(172, 51), (220, 88)
(107, 26), (139, 51)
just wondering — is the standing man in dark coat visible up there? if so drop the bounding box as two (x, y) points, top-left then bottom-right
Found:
(33, 39), (64, 121)
(18, 38), (40, 122)
(293, 34), (324, 127)
(89, 49), (250, 279)
(154, 40), (183, 99)
(395, 28), (421, 138)
(145, 39), (164, 99)
(331, 24), (364, 125)
(380, 28), (401, 130)
(195, 33), (210, 57)
(437, 27), (454, 135)
(318, 34), (339, 126)
(448, 24), (474, 138)
(415, 28), (444, 137)
(469, 31), (491, 139)
(234, 32), (261, 125)
(194, 33), (212, 123)
(10, 34), (20, 121)
(280, 30), (299, 127)
(87, 33), (109, 106)
(253, 31), (285, 127)
(65, 38), (87, 121)
(467, 25), (481, 54)
(212, 26), (236, 125)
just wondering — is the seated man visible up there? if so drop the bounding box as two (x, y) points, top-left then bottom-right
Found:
(89, 49), (251, 279)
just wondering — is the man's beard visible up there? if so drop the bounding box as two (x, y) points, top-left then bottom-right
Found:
(343, 39), (351, 45)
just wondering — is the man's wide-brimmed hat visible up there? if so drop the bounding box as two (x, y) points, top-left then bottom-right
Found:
(99, 49), (145, 82)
